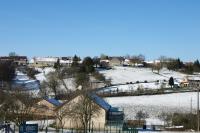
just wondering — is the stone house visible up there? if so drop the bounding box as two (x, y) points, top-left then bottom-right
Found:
(55, 93), (124, 129)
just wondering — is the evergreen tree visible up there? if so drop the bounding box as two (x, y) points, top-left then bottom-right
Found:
(8, 52), (17, 57)
(93, 56), (100, 68)
(185, 64), (194, 74)
(82, 57), (94, 73)
(0, 61), (15, 82)
(177, 58), (184, 69)
(71, 55), (80, 67)
(193, 60), (200, 72)
(169, 77), (174, 88)
(100, 54), (109, 60)
(54, 58), (61, 70)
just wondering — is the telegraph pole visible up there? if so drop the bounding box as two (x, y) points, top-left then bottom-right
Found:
(191, 97), (193, 114)
(197, 88), (199, 132)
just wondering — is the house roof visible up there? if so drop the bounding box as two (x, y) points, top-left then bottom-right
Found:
(188, 76), (200, 81)
(0, 56), (27, 60)
(45, 98), (62, 106)
(34, 57), (58, 62)
(109, 57), (124, 62)
(56, 92), (112, 111)
(88, 93), (111, 111)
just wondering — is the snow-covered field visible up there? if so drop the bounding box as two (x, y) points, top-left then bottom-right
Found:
(100, 67), (186, 84)
(100, 67), (165, 84)
(106, 92), (198, 125)
(99, 67), (188, 92)
(99, 82), (162, 94)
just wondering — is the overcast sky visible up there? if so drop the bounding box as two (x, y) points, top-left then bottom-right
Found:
(0, 0), (200, 61)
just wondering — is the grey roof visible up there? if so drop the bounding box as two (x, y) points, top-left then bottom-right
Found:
(88, 93), (111, 111)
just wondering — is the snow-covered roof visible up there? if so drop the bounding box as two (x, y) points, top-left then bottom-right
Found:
(60, 60), (73, 64)
(124, 59), (130, 62)
(134, 63), (144, 67)
(29, 58), (35, 64)
(100, 60), (110, 63)
(34, 57), (58, 62)
(12, 80), (40, 90)
(188, 76), (200, 81)
(145, 60), (160, 64)
(30, 57), (74, 64)
(14, 71), (29, 81)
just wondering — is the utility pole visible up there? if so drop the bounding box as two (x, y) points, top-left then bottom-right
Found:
(197, 88), (199, 132)
(191, 97), (193, 114)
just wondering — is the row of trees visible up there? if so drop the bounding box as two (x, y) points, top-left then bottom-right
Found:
(157, 112), (197, 130)
(151, 57), (200, 74)
(166, 59), (200, 74)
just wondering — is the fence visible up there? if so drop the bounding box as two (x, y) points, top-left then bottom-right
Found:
(39, 121), (138, 133)
(0, 121), (138, 133)
(39, 127), (138, 133)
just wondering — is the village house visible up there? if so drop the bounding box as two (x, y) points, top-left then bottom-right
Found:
(123, 59), (131, 66)
(100, 59), (110, 69)
(0, 56), (28, 66)
(145, 60), (161, 66)
(55, 93), (124, 130)
(179, 78), (189, 88)
(188, 76), (200, 88)
(100, 57), (124, 68)
(33, 98), (62, 119)
(60, 57), (73, 67)
(29, 57), (73, 68)
(109, 57), (124, 67)
(29, 57), (58, 67)
(123, 59), (144, 67)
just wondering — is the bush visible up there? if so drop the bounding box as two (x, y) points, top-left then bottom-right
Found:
(172, 113), (197, 130)
(92, 72), (105, 82)
(0, 61), (15, 82)
(26, 67), (39, 79)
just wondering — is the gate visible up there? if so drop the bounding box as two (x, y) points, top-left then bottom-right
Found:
(0, 124), (15, 133)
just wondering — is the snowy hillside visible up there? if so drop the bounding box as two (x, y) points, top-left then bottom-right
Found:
(35, 67), (55, 81)
(35, 67), (77, 91)
(12, 71), (40, 91)
(106, 92), (198, 125)
(100, 66), (186, 84)
(99, 66), (188, 91)
(159, 68), (187, 80)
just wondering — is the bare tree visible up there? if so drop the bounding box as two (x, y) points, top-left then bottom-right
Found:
(152, 63), (162, 74)
(0, 90), (36, 126)
(135, 110), (149, 126)
(43, 72), (61, 99)
(56, 67), (74, 91)
(70, 91), (101, 132)
(130, 54), (145, 64)
(56, 106), (68, 133)
(56, 87), (101, 132)
(158, 112), (173, 127)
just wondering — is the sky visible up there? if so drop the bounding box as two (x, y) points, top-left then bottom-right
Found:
(0, 0), (200, 61)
